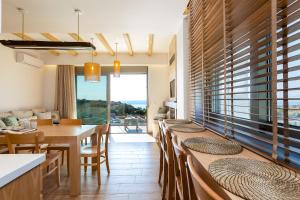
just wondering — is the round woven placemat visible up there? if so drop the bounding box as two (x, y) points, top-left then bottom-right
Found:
(169, 124), (205, 133)
(164, 119), (192, 124)
(208, 158), (300, 200)
(182, 137), (242, 155)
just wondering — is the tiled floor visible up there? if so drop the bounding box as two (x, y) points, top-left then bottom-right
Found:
(43, 134), (162, 200)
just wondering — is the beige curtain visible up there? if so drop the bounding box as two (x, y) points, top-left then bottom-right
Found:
(55, 65), (77, 119)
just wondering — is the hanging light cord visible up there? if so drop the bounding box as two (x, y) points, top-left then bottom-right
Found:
(17, 8), (25, 40)
(74, 9), (81, 42)
(115, 43), (118, 60)
(91, 38), (94, 63)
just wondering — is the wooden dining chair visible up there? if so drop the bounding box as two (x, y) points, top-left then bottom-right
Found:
(37, 119), (53, 126)
(5, 132), (61, 189)
(160, 121), (176, 200)
(172, 135), (189, 200)
(186, 155), (231, 200)
(80, 124), (110, 186)
(158, 120), (164, 184)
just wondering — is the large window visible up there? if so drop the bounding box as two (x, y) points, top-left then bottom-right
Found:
(189, 0), (300, 169)
(76, 75), (108, 125)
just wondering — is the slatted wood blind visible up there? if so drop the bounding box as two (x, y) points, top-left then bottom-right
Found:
(188, 0), (300, 169)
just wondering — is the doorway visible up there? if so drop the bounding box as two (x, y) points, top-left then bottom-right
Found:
(110, 74), (148, 134)
(76, 72), (148, 134)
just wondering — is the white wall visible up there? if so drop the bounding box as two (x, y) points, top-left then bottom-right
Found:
(147, 65), (169, 135)
(43, 65), (57, 110)
(176, 16), (190, 119)
(0, 46), (44, 111)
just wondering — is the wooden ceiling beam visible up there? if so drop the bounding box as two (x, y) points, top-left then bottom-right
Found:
(13, 33), (60, 56)
(147, 34), (154, 56)
(123, 33), (133, 56)
(95, 33), (115, 56)
(68, 33), (97, 56)
(41, 33), (78, 56)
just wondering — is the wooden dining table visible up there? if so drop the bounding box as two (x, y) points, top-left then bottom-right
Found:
(0, 124), (97, 196)
(164, 122), (275, 200)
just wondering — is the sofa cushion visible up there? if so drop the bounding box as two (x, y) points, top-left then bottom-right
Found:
(0, 112), (12, 118)
(0, 119), (6, 128)
(12, 110), (33, 119)
(18, 116), (38, 127)
(2, 116), (19, 126)
(36, 112), (52, 119)
(32, 108), (47, 115)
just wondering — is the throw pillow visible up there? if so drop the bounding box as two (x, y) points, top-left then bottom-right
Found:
(32, 108), (46, 115)
(12, 110), (33, 119)
(2, 116), (19, 126)
(0, 119), (6, 128)
(158, 107), (168, 114)
(36, 112), (52, 119)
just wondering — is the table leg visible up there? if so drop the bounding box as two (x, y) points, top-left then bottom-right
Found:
(91, 133), (97, 171)
(69, 137), (81, 196)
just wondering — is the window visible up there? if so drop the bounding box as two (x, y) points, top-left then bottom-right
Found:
(76, 75), (108, 125)
(189, 0), (300, 169)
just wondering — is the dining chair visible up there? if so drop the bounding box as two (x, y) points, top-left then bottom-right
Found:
(5, 132), (61, 189)
(172, 135), (189, 200)
(60, 118), (88, 145)
(157, 120), (164, 184)
(37, 119), (53, 126)
(80, 124), (110, 186)
(160, 121), (176, 200)
(186, 155), (231, 200)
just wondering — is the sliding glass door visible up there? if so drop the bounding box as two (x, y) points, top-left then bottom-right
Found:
(75, 71), (148, 134)
(76, 75), (108, 125)
(110, 74), (148, 133)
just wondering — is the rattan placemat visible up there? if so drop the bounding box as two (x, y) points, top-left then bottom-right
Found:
(164, 119), (192, 124)
(182, 137), (242, 155)
(208, 158), (300, 200)
(168, 124), (205, 133)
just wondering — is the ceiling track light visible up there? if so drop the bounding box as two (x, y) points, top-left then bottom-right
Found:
(0, 8), (95, 51)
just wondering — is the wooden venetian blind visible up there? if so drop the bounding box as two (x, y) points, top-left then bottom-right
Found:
(189, 0), (205, 124)
(188, 0), (300, 169)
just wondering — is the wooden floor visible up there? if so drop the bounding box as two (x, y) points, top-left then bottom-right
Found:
(43, 135), (162, 200)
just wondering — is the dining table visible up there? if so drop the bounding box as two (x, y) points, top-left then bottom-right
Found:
(164, 122), (287, 200)
(0, 124), (97, 196)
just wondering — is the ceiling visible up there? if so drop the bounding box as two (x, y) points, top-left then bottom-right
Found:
(1, 0), (188, 54)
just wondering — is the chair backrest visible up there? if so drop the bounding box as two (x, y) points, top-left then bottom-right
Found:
(96, 124), (110, 156)
(60, 119), (82, 125)
(186, 155), (231, 200)
(158, 120), (166, 152)
(5, 132), (45, 154)
(37, 119), (53, 126)
(172, 135), (189, 200)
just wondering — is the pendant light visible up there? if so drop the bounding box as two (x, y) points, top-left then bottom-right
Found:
(113, 43), (120, 77)
(84, 38), (101, 82)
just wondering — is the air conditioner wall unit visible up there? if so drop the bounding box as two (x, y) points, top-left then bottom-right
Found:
(16, 53), (44, 68)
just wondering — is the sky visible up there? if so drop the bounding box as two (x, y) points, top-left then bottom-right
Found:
(76, 74), (147, 101)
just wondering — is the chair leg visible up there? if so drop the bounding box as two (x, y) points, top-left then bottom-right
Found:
(56, 159), (60, 186)
(162, 159), (168, 200)
(97, 160), (101, 186)
(105, 151), (110, 174)
(158, 148), (163, 184)
(167, 165), (175, 200)
(84, 157), (88, 173)
(61, 150), (64, 166)
(67, 149), (70, 176)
